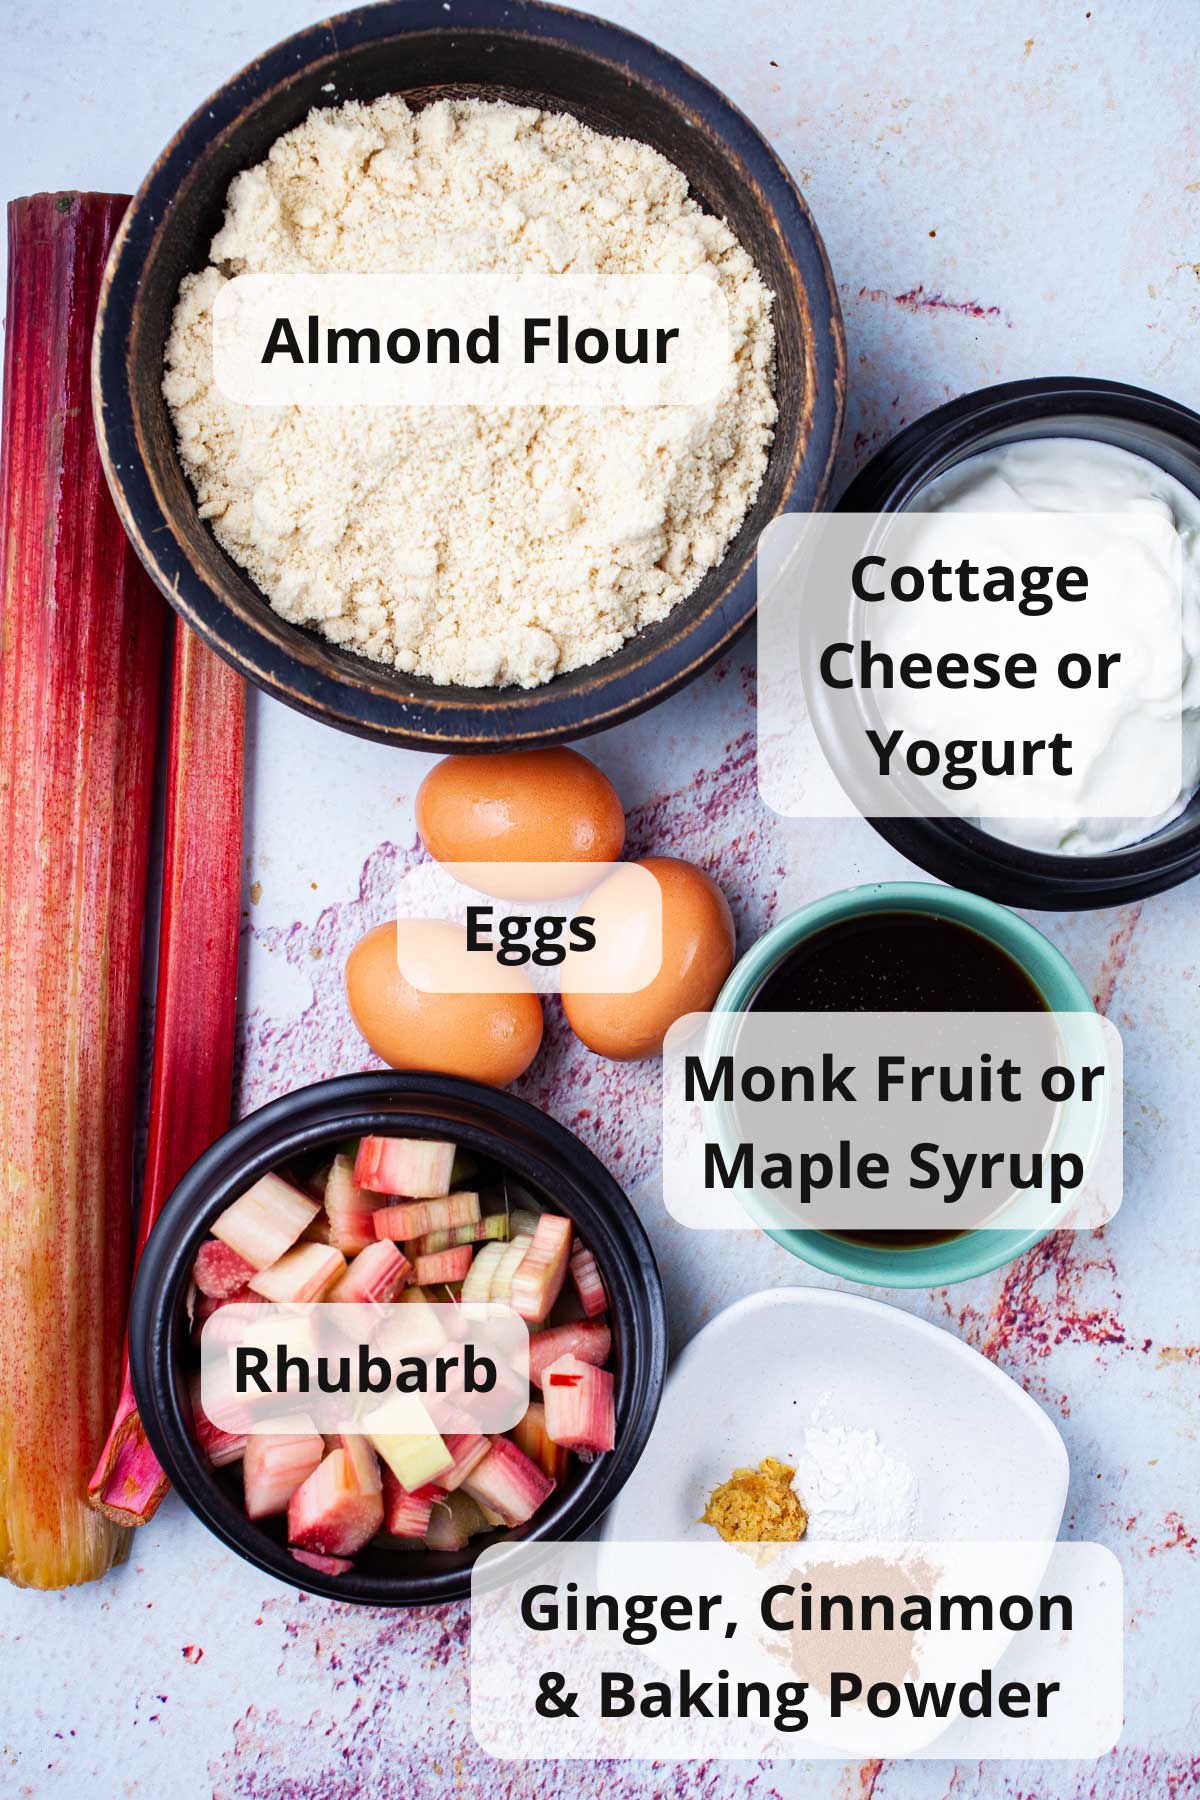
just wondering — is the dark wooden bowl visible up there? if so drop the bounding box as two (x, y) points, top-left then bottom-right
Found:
(94, 0), (845, 749)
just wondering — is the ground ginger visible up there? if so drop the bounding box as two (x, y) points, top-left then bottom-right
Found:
(701, 1456), (809, 1544)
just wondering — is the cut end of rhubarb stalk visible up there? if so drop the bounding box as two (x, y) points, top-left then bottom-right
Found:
(374, 1191), (480, 1244)
(326, 1239), (411, 1304)
(511, 1401), (571, 1484)
(212, 1174), (319, 1271)
(569, 1244), (609, 1320)
(243, 1431), (325, 1521)
(382, 1469), (441, 1537)
(324, 1155), (388, 1255)
(413, 1245), (474, 1288)
(291, 1547), (354, 1577)
(528, 1321), (612, 1391)
(247, 1241), (346, 1303)
(288, 1449), (384, 1557)
(438, 1432), (490, 1493)
(460, 1436), (555, 1527)
(86, 1397), (172, 1529)
(542, 1356), (616, 1454)
(510, 1214), (573, 1323)
(194, 1239), (257, 1300)
(354, 1136), (457, 1198)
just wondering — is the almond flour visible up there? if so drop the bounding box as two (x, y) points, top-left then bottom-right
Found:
(164, 96), (777, 689)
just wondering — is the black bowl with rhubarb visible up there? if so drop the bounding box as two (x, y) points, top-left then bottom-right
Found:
(129, 1072), (667, 1605)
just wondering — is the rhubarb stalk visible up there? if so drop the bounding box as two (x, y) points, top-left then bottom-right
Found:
(0, 194), (167, 1587)
(88, 625), (245, 1526)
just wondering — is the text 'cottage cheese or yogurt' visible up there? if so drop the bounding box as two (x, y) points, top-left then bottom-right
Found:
(913, 438), (1200, 855)
(164, 96), (777, 690)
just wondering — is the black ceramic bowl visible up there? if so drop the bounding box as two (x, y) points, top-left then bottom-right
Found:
(129, 1073), (667, 1606)
(839, 377), (1200, 909)
(94, 0), (844, 750)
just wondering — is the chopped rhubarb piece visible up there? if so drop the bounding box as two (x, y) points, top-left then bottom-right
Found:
(291, 1548), (353, 1577)
(193, 1239), (257, 1300)
(439, 1432), (490, 1492)
(569, 1244), (608, 1320)
(326, 1239), (411, 1303)
(461, 1240), (506, 1303)
(467, 1214), (510, 1245)
(414, 1246), (473, 1287)
(510, 1214), (573, 1324)
(212, 1173), (319, 1271)
(193, 1282), (258, 1331)
(300, 1212), (334, 1245)
(374, 1191), (480, 1242)
(406, 1228), (452, 1257)
(424, 1488), (494, 1550)
(368, 1427), (452, 1492)
(382, 1469), (441, 1537)
(542, 1356), (616, 1453)
(324, 1154), (389, 1255)
(248, 1242), (346, 1302)
(288, 1448), (384, 1557)
(461, 1436), (555, 1527)
(528, 1321), (612, 1390)
(188, 1376), (246, 1469)
(335, 1434), (382, 1509)
(490, 1233), (534, 1305)
(511, 1401), (571, 1483)
(242, 1429), (324, 1520)
(407, 1214), (506, 1259)
(443, 1193), (483, 1228)
(354, 1137), (456, 1198)
(371, 1288), (446, 1358)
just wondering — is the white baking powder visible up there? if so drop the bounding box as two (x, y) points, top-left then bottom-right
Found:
(790, 1411), (920, 1540)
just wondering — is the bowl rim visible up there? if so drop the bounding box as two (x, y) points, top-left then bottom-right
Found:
(709, 880), (1095, 1288)
(93, 0), (845, 750)
(836, 374), (1200, 908)
(129, 1071), (668, 1606)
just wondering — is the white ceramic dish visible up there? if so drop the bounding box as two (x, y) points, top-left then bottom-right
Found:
(602, 1287), (1069, 1544)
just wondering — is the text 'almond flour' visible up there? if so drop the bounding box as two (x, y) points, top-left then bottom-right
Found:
(164, 96), (777, 689)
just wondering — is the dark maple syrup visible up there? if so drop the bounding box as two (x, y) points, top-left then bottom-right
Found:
(745, 911), (1047, 1248)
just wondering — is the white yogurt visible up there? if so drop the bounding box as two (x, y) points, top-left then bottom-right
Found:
(913, 436), (1200, 855)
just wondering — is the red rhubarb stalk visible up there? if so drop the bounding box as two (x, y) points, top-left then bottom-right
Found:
(0, 194), (167, 1587)
(88, 625), (245, 1525)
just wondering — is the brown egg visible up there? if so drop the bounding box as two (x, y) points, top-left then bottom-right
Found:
(415, 749), (625, 899)
(561, 856), (736, 1061)
(345, 920), (543, 1087)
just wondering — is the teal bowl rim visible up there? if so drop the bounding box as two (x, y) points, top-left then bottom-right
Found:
(710, 881), (1096, 1289)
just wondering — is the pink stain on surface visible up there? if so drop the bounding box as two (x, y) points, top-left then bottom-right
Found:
(857, 282), (1008, 323)
(1092, 905), (1144, 1013)
(1147, 1511), (1197, 1556)
(951, 1234), (1127, 1372)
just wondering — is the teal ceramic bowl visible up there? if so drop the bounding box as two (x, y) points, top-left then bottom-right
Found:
(710, 882), (1095, 1288)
